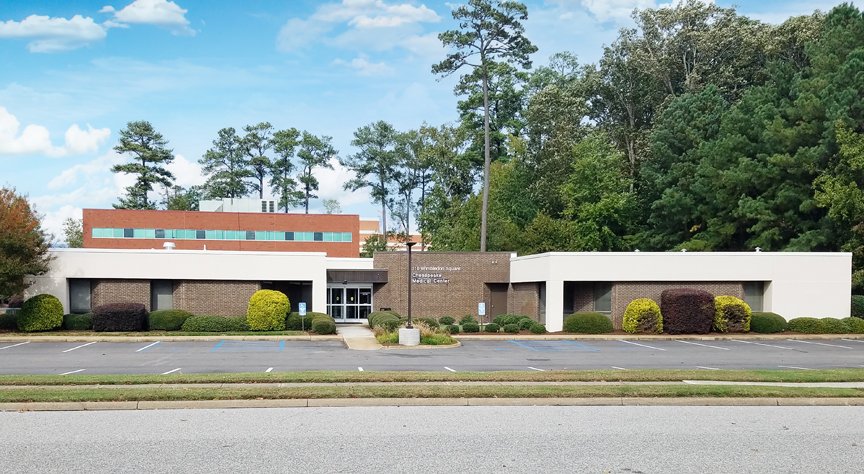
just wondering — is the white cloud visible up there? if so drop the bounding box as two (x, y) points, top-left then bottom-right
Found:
(316, 157), (372, 208)
(0, 107), (110, 157)
(102, 0), (195, 35)
(166, 154), (205, 188)
(577, 0), (656, 21)
(333, 55), (395, 76)
(0, 14), (107, 52)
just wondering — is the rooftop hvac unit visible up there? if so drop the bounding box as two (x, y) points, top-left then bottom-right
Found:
(163, 242), (176, 251)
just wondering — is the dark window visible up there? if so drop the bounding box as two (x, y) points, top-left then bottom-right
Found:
(261, 201), (267, 212)
(195, 230), (205, 240)
(69, 279), (91, 313)
(314, 232), (323, 242)
(123, 228), (133, 238)
(285, 232), (294, 241)
(268, 201), (275, 213)
(150, 280), (173, 311)
(155, 229), (165, 239)
(593, 282), (612, 313)
(246, 231), (256, 240)
(743, 282), (764, 312)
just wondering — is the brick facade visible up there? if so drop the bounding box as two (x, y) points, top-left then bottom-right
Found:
(509, 282), (541, 322)
(173, 280), (260, 317)
(91, 280), (151, 310)
(373, 252), (510, 318)
(611, 281), (744, 329)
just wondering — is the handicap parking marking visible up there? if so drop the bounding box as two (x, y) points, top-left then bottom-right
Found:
(279, 340), (286, 351)
(210, 340), (225, 352)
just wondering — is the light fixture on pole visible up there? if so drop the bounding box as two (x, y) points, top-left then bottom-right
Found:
(406, 241), (416, 329)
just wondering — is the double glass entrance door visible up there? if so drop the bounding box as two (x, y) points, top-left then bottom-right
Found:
(327, 286), (372, 321)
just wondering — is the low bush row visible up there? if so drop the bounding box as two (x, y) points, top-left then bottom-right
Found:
(786, 317), (864, 334)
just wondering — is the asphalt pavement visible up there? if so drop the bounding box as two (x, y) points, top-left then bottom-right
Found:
(3, 405), (863, 473)
(2, 337), (864, 374)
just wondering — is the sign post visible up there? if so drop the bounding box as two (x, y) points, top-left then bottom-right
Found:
(299, 302), (307, 331)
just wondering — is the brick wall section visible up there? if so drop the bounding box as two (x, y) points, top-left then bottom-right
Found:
(91, 280), (151, 311)
(373, 252), (510, 318)
(174, 280), (260, 317)
(509, 283), (540, 321)
(570, 283), (594, 313)
(611, 281), (744, 329)
(83, 209), (360, 257)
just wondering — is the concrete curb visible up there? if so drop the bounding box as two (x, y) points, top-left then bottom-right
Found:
(454, 334), (864, 341)
(2, 397), (863, 411)
(0, 335), (342, 343)
(381, 340), (462, 350)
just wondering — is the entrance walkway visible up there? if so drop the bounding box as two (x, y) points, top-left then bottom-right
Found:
(337, 325), (381, 351)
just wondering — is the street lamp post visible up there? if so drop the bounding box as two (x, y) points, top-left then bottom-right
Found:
(406, 241), (416, 329)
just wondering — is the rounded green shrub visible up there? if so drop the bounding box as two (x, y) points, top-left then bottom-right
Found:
(180, 315), (249, 332)
(438, 316), (455, 326)
(493, 314), (525, 326)
(62, 313), (93, 331)
(485, 323), (500, 333)
(369, 311), (403, 331)
(503, 323), (520, 334)
(285, 311), (328, 330)
(310, 314), (337, 335)
(148, 309), (194, 331)
(17, 294), (63, 332)
(786, 317), (824, 333)
(713, 296), (751, 333)
(459, 315), (477, 325)
(246, 290), (289, 331)
(529, 323), (547, 334)
(622, 298), (662, 334)
(563, 312), (613, 334)
(416, 317), (440, 329)
(852, 295), (864, 318)
(462, 322), (480, 333)
(841, 317), (864, 334)
(446, 324), (461, 334)
(750, 312), (787, 333)
(519, 318), (534, 330)
(820, 317), (848, 334)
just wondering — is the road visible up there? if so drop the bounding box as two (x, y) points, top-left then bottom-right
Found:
(3, 406), (863, 473)
(1, 338), (864, 374)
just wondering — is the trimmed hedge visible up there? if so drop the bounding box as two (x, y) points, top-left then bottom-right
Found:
(462, 322), (480, 333)
(310, 313), (337, 335)
(518, 318), (535, 330)
(369, 311), (403, 331)
(92, 303), (147, 332)
(0, 312), (17, 331)
(820, 317), (849, 334)
(713, 296), (751, 333)
(622, 298), (662, 334)
(247, 290), (289, 331)
(285, 311), (328, 331)
(438, 316), (455, 326)
(148, 309), (194, 331)
(485, 323), (500, 333)
(786, 317), (825, 334)
(750, 312), (787, 333)
(63, 313), (93, 330)
(529, 323), (547, 334)
(503, 323), (520, 334)
(17, 294), (64, 332)
(842, 317), (864, 334)
(180, 315), (250, 332)
(852, 295), (864, 318)
(446, 324), (461, 334)
(460, 315), (477, 325)
(661, 289), (714, 334)
(493, 314), (526, 326)
(563, 312), (613, 334)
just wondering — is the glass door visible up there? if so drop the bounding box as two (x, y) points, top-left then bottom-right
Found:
(327, 285), (373, 322)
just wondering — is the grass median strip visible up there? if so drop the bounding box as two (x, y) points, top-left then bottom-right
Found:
(0, 384), (862, 403)
(2, 369), (864, 386)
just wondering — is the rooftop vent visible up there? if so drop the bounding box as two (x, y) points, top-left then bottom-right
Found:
(163, 242), (176, 251)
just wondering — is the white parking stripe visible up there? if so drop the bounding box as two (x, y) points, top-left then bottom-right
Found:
(161, 368), (181, 375)
(60, 369), (86, 375)
(611, 366), (627, 370)
(265, 367), (274, 373)
(444, 367), (456, 372)
(617, 340), (666, 351)
(778, 365), (814, 370)
(787, 339), (853, 349)
(841, 339), (864, 344)
(696, 366), (721, 371)
(732, 340), (795, 350)
(62, 342), (96, 353)
(136, 341), (160, 352)
(676, 340), (730, 350)
(358, 367), (364, 372)
(527, 367), (545, 371)
(0, 341), (29, 351)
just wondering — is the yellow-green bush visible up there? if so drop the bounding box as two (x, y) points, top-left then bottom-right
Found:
(713, 296), (752, 333)
(246, 290), (290, 331)
(622, 298), (663, 334)
(17, 294), (63, 332)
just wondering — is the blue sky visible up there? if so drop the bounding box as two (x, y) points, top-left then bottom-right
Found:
(0, 0), (848, 239)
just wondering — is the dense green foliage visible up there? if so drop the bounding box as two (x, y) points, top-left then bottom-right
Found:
(0, 188), (52, 300)
(111, 121), (175, 209)
(446, 324), (461, 334)
(462, 322), (480, 333)
(286, 311), (328, 331)
(148, 310), (194, 331)
(0, 312), (17, 330)
(246, 290), (289, 331)
(842, 317), (864, 333)
(310, 313), (337, 335)
(750, 312), (788, 333)
(368, 311), (403, 331)
(63, 313), (93, 331)
(622, 298), (663, 334)
(502, 323), (520, 334)
(563, 312), (613, 334)
(180, 316), (250, 332)
(713, 296), (752, 333)
(17, 294), (63, 332)
(529, 323), (547, 334)
(438, 316), (455, 326)
(852, 295), (864, 318)
(485, 323), (500, 333)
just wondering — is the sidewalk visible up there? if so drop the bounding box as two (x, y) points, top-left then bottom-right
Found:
(337, 325), (381, 350)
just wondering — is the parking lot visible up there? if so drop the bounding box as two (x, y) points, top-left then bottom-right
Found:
(1, 338), (864, 375)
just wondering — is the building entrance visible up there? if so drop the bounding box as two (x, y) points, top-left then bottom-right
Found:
(327, 285), (372, 322)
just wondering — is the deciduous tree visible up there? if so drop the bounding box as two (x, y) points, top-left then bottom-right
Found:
(0, 188), (52, 300)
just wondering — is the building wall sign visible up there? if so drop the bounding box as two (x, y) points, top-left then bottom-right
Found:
(412, 266), (462, 284)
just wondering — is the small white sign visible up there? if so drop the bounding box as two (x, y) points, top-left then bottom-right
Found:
(299, 302), (307, 316)
(478, 302), (486, 316)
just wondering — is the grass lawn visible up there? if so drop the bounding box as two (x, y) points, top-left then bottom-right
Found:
(3, 368), (864, 386)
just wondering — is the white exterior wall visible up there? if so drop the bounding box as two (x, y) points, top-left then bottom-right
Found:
(511, 252), (852, 332)
(27, 249), (374, 314)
